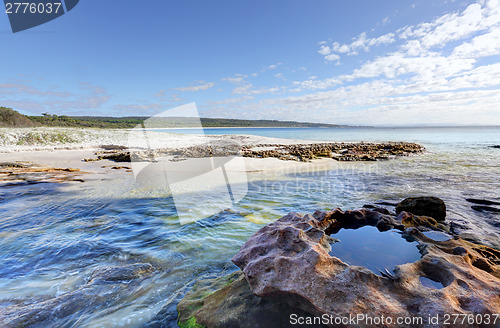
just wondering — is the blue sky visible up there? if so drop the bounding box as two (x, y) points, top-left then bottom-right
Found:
(1, 0), (500, 125)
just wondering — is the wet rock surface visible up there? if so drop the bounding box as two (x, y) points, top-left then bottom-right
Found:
(466, 198), (500, 214)
(83, 141), (424, 163)
(396, 196), (447, 222)
(177, 271), (326, 328)
(179, 198), (500, 328)
(0, 161), (85, 186)
(471, 205), (500, 213)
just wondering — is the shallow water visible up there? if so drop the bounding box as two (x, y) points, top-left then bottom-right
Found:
(422, 231), (452, 241)
(0, 126), (499, 327)
(419, 276), (444, 289)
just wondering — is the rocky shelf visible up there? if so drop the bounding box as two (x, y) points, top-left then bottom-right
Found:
(178, 197), (500, 328)
(0, 162), (85, 186)
(84, 141), (425, 163)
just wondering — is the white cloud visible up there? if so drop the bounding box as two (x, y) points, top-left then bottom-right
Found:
(263, 63), (282, 71)
(452, 28), (500, 58)
(174, 81), (215, 92)
(0, 81), (110, 112)
(398, 1), (500, 49)
(400, 40), (425, 56)
(419, 4), (484, 49)
(207, 95), (254, 105)
(324, 53), (340, 62)
(232, 83), (280, 95)
(368, 33), (395, 46)
(223, 74), (248, 84)
(351, 52), (475, 80)
(275, 73), (286, 80)
(318, 45), (331, 56)
(321, 32), (396, 61)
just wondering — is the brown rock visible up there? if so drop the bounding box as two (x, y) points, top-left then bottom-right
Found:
(231, 209), (500, 328)
(177, 271), (327, 328)
(396, 196), (447, 221)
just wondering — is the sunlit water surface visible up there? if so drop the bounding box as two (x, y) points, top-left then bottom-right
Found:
(0, 127), (499, 327)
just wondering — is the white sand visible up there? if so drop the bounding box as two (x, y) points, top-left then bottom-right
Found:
(0, 127), (342, 179)
(0, 127), (321, 153)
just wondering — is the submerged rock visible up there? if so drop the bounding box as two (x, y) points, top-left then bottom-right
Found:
(466, 198), (500, 206)
(471, 205), (500, 213)
(467, 198), (500, 213)
(396, 196), (447, 221)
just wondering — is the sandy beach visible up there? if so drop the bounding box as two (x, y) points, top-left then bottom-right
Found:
(0, 127), (338, 176)
(0, 127), (426, 189)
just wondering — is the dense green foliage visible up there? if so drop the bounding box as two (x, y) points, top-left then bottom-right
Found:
(0, 107), (35, 127)
(29, 114), (141, 128)
(28, 115), (345, 128)
(1, 107), (345, 129)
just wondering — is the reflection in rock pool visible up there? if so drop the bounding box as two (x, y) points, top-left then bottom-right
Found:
(419, 276), (444, 289)
(422, 231), (452, 241)
(329, 226), (421, 274)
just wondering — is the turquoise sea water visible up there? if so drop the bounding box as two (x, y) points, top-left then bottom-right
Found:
(0, 127), (499, 327)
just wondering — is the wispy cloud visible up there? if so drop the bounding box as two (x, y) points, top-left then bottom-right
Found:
(174, 81), (215, 92)
(222, 74), (248, 84)
(0, 81), (110, 113)
(318, 31), (396, 61)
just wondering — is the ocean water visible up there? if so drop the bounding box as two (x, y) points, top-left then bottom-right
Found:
(0, 127), (499, 327)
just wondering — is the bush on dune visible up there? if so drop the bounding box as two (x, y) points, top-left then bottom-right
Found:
(0, 107), (35, 127)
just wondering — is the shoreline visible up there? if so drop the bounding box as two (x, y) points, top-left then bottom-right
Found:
(0, 126), (423, 153)
(0, 130), (425, 189)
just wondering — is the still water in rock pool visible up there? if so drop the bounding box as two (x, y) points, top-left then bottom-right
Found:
(329, 226), (420, 274)
(0, 127), (499, 327)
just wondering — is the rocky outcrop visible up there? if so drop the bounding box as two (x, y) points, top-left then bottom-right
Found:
(179, 199), (500, 328)
(242, 142), (424, 162)
(0, 161), (85, 186)
(83, 142), (425, 163)
(177, 271), (326, 328)
(229, 208), (499, 327)
(396, 196), (447, 221)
